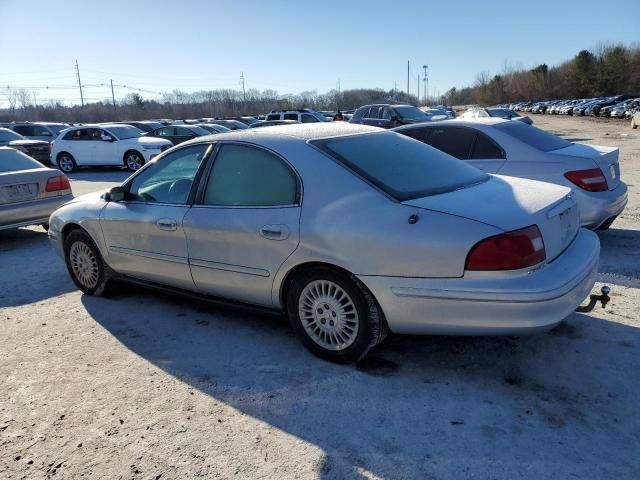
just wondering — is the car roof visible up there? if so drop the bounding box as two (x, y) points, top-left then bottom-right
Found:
(395, 118), (510, 131)
(181, 122), (382, 145)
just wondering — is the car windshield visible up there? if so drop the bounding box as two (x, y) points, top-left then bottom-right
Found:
(495, 121), (571, 152)
(190, 126), (211, 136)
(314, 132), (489, 201)
(0, 128), (24, 141)
(393, 106), (431, 121)
(0, 149), (43, 172)
(48, 124), (68, 135)
(105, 126), (143, 139)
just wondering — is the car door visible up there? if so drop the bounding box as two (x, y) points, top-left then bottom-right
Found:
(91, 128), (115, 166)
(66, 128), (94, 165)
(100, 144), (210, 290)
(183, 143), (301, 307)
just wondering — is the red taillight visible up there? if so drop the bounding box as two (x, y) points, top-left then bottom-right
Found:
(564, 168), (608, 192)
(45, 175), (71, 192)
(465, 225), (546, 271)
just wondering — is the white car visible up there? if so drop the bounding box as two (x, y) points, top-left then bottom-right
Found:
(50, 124), (173, 172)
(395, 118), (627, 230)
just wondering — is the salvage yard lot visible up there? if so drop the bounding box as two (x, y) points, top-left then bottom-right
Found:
(2, 116), (639, 479)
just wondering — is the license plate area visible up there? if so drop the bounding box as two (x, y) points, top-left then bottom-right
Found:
(0, 183), (38, 203)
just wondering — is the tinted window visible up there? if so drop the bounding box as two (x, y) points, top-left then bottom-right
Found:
(0, 149), (43, 172)
(314, 132), (488, 201)
(393, 106), (430, 121)
(382, 108), (393, 120)
(13, 125), (34, 136)
(283, 113), (298, 121)
(266, 114), (280, 121)
(156, 127), (175, 137)
(352, 107), (368, 121)
(69, 129), (88, 140)
(176, 126), (194, 136)
(204, 144), (298, 206)
(301, 114), (318, 123)
(398, 126), (430, 143)
(471, 132), (504, 159)
(495, 121), (571, 152)
(127, 145), (208, 204)
(0, 128), (23, 142)
(104, 125), (141, 139)
(427, 126), (475, 160)
(367, 106), (381, 119)
(32, 125), (52, 136)
(87, 128), (103, 140)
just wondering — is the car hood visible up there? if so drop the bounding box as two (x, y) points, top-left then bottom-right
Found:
(134, 136), (172, 146)
(65, 191), (106, 205)
(402, 175), (576, 262)
(8, 139), (49, 147)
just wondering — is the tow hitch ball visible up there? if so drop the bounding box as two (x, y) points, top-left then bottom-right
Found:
(576, 286), (611, 313)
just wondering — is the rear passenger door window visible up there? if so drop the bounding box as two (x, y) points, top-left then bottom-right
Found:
(426, 126), (475, 160)
(471, 132), (505, 160)
(283, 113), (298, 121)
(301, 114), (319, 123)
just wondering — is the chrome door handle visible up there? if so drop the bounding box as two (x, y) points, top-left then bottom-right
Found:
(260, 224), (289, 241)
(156, 218), (177, 231)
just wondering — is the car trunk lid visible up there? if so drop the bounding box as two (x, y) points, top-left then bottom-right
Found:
(0, 168), (58, 205)
(550, 143), (620, 190)
(402, 175), (579, 263)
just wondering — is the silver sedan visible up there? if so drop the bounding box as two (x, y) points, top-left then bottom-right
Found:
(0, 147), (73, 231)
(48, 124), (599, 362)
(395, 119), (628, 230)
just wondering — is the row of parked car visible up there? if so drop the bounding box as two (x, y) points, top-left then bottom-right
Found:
(506, 95), (640, 119)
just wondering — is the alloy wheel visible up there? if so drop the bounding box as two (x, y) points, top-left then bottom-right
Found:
(126, 153), (144, 171)
(58, 156), (74, 172)
(298, 279), (359, 351)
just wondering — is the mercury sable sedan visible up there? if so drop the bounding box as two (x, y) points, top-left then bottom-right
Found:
(48, 123), (599, 363)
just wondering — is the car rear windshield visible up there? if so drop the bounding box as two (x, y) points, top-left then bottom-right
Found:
(48, 124), (68, 135)
(106, 126), (142, 139)
(494, 121), (571, 152)
(0, 149), (43, 172)
(313, 132), (488, 201)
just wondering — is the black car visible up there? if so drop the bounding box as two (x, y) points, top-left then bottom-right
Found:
(114, 121), (164, 133)
(349, 104), (436, 128)
(145, 125), (211, 145)
(0, 127), (50, 163)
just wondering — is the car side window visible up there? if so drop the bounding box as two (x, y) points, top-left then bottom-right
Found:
(283, 113), (298, 121)
(471, 131), (505, 159)
(382, 108), (393, 120)
(301, 114), (318, 123)
(266, 114), (280, 121)
(367, 106), (381, 119)
(353, 107), (368, 121)
(87, 128), (103, 140)
(400, 127), (431, 143)
(32, 125), (51, 136)
(426, 126), (475, 160)
(70, 129), (88, 140)
(176, 127), (192, 136)
(127, 145), (208, 204)
(203, 144), (298, 207)
(13, 125), (34, 136)
(157, 127), (174, 137)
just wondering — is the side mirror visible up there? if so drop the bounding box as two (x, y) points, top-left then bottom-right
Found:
(101, 134), (114, 142)
(104, 186), (125, 202)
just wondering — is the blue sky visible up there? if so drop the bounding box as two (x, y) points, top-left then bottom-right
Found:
(0, 0), (638, 106)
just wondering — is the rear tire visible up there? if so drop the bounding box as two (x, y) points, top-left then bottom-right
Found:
(286, 266), (388, 363)
(57, 153), (77, 173)
(63, 230), (114, 296)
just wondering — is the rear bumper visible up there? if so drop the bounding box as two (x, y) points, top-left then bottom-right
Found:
(575, 181), (628, 229)
(358, 229), (599, 335)
(0, 194), (73, 231)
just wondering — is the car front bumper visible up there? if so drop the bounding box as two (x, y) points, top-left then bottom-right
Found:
(575, 181), (628, 229)
(0, 194), (73, 231)
(358, 228), (599, 335)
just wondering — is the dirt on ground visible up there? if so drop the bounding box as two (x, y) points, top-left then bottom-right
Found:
(1, 115), (639, 479)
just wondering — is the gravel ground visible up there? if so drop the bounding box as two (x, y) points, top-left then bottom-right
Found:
(1, 116), (639, 479)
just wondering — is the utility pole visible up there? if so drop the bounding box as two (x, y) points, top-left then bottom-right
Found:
(110, 79), (117, 117)
(417, 75), (420, 104)
(337, 79), (341, 109)
(407, 60), (410, 99)
(75, 60), (84, 107)
(394, 80), (397, 100)
(240, 72), (246, 103)
(422, 65), (428, 105)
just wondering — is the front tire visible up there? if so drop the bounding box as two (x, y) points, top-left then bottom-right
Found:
(124, 151), (145, 172)
(64, 230), (114, 296)
(57, 153), (77, 173)
(286, 267), (388, 363)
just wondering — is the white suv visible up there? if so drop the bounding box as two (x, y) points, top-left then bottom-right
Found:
(264, 109), (329, 123)
(51, 124), (172, 172)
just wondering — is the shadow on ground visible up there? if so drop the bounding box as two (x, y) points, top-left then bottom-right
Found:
(0, 227), (75, 307)
(597, 227), (640, 288)
(82, 286), (640, 479)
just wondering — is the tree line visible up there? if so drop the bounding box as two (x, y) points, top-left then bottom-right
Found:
(0, 86), (420, 123)
(442, 43), (640, 106)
